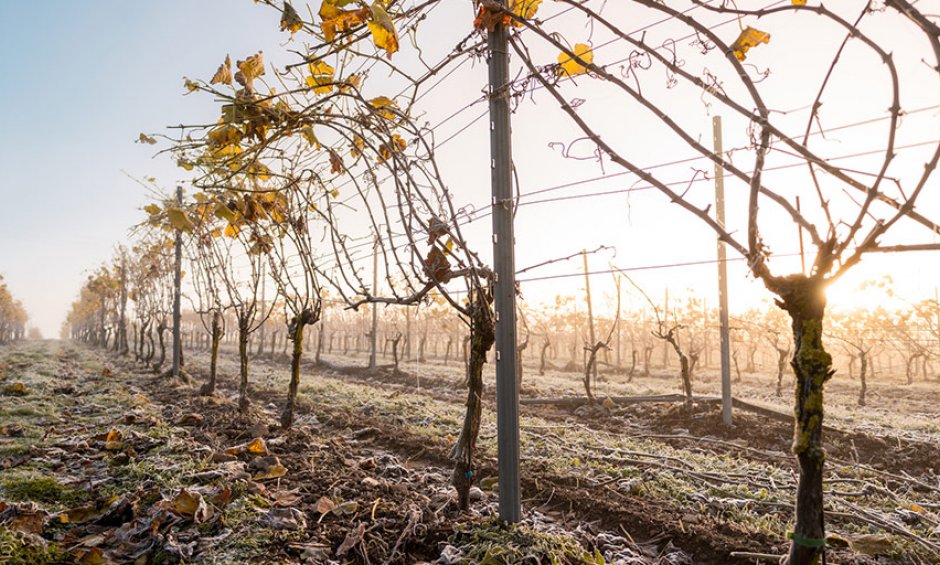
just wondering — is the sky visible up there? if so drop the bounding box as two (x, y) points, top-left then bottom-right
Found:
(1, 1), (939, 338)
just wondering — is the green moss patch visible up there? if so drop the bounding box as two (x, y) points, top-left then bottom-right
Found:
(1, 475), (87, 507)
(0, 528), (68, 565)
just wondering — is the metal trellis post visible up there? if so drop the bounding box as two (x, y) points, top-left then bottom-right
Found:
(488, 0), (521, 523)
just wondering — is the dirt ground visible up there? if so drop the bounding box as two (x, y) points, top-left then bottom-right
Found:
(2, 340), (939, 564)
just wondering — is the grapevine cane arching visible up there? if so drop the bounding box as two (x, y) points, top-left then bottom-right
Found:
(166, 0), (500, 508)
(500, 0), (940, 562)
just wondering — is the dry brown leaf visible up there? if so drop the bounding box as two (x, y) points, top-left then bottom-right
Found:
(211, 55), (233, 85)
(315, 496), (336, 515)
(336, 522), (366, 556)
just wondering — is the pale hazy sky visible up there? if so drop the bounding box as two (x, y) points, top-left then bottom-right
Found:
(2, 1), (939, 338)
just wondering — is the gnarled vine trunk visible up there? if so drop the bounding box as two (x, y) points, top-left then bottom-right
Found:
(450, 293), (495, 511)
(858, 350), (868, 407)
(280, 309), (319, 429)
(155, 321), (167, 372)
(238, 320), (250, 413)
(627, 348), (638, 382)
(778, 279), (832, 565)
(775, 347), (789, 397)
(200, 312), (222, 396)
(539, 339), (550, 376)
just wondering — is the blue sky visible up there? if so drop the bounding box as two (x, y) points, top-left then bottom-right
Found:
(0, 1), (292, 336)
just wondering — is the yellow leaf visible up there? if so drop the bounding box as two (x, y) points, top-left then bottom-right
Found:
(791, 0), (807, 4)
(173, 489), (211, 522)
(475, 0), (540, 32)
(177, 158), (194, 171)
(215, 202), (236, 222)
(138, 133), (157, 145)
(378, 134), (406, 162)
(330, 188), (340, 198)
(104, 428), (123, 450)
(211, 55), (233, 85)
(166, 208), (195, 232)
(247, 437), (268, 454)
(341, 73), (362, 92)
(369, 95), (397, 119)
(144, 204), (161, 215)
(510, 0), (541, 24)
(280, 1), (304, 33)
(213, 144), (243, 159)
(183, 78), (200, 93)
(2, 382), (26, 396)
(368, 1), (398, 58)
(301, 126), (321, 148)
(730, 26), (770, 62)
(557, 43), (593, 77)
(207, 125), (243, 148)
(224, 223), (240, 238)
(319, 1), (370, 43)
(370, 95), (395, 108)
(351, 135), (365, 158)
(306, 60), (335, 95)
(224, 437), (268, 455)
(254, 463), (289, 480)
(235, 51), (265, 90)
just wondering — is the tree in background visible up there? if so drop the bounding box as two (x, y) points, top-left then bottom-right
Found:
(0, 275), (28, 343)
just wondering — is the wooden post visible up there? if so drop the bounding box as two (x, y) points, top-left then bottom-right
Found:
(713, 116), (733, 427)
(171, 186), (183, 378)
(369, 237), (379, 369)
(582, 250), (598, 384)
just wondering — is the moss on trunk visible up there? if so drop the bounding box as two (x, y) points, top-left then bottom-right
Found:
(777, 277), (832, 565)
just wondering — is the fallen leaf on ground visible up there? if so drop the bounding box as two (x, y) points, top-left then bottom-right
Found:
(270, 488), (303, 507)
(336, 522), (366, 556)
(253, 460), (288, 480)
(225, 437), (269, 456)
(849, 534), (896, 555)
(172, 489), (212, 523)
(0, 502), (48, 535)
(175, 413), (203, 426)
(315, 496), (336, 515)
(2, 382), (27, 396)
(262, 507), (307, 531)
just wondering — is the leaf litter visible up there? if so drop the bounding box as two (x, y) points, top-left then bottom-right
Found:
(1, 341), (674, 564)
